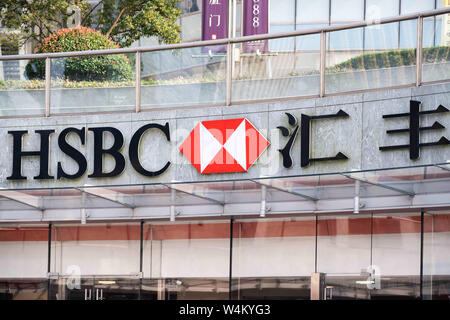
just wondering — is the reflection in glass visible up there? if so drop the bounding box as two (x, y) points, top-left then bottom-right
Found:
(422, 14), (450, 83)
(51, 223), (141, 276)
(232, 217), (315, 300)
(326, 20), (417, 94)
(143, 220), (231, 300)
(233, 34), (320, 102)
(0, 58), (46, 116)
(141, 46), (226, 109)
(50, 54), (135, 114)
(423, 212), (450, 300)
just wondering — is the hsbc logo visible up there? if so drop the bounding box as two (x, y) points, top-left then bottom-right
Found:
(179, 118), (269, 174)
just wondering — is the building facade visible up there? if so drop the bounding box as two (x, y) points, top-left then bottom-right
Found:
(0, 2), (449, 300)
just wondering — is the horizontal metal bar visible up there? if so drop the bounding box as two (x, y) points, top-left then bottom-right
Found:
(1, 8), (448, 61)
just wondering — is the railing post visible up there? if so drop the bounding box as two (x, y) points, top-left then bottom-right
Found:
(416, 16), (423, 87)
(319, 31), (326, 98)
(226, 42), (233, 106)
(135, 51), (141, 113)
(45, 57), (51, 117)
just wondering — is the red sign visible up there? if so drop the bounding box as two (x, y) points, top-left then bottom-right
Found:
(180, 118), (269, 174)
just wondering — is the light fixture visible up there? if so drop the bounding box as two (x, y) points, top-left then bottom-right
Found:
(98, 280), (116, 285)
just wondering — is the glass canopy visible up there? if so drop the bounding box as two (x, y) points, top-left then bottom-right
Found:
(0, 163), (449, 223)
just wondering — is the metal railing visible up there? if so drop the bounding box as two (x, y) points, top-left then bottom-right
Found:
(0, 7), (449, 117)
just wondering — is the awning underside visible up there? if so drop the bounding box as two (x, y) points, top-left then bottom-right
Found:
(0, 164), (449, 223)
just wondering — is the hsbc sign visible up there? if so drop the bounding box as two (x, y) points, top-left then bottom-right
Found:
(179, 118), (269, 174)
(1, 97), (449, 186)
(4, 118), (270, 182)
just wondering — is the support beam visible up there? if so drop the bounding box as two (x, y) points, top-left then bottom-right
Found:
(1, 190), (450, 223)
(78, 187), (135, 209)
(435, 164), (450, 172)
(164, 184), (225, 206)
(341, 174), (415, 196)
(253, 180), (318, 201)
(170, 189), (177, 222)
(0, 190), (43, 209)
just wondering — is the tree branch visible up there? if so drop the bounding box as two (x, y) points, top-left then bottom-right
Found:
(105, 7), (126, 38)
(80, 0), (103, 26)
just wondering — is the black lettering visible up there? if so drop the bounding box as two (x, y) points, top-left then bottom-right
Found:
(88, 127), (125, 178)
(7, 130), (55, 180)
(57, 127), (87, 179)
(129, 123), (171, 177)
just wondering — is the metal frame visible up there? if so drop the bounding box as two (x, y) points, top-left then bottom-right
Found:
(163, 184), (225, 206)
(252, 179), (319, 201)
(2, 8), (447, 61)
(0, 8), (447, 116)
(45, 58), (51, 117)
(341, 173), (415, 197)
(0, 163), (449, 223)
(0, 190), (43, 209)
(135, 51), (141, 113)
(77, 187), (135, 209)
(416, 15), (424, 87)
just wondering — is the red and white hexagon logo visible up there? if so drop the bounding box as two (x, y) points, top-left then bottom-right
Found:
(179, 118), (270, 174)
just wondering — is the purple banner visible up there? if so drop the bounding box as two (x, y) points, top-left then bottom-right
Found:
(202, 0), (229, 53)
(243, 0), (269, 53)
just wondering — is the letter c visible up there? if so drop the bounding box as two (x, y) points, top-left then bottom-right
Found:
(129, 123), (171, 177)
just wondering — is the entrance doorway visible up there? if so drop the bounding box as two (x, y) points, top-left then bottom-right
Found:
(49, 276), (140, 300)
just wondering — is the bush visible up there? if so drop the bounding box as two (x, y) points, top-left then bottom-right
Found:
(26, 27), (133, 82)
(331, 46), (450, 72)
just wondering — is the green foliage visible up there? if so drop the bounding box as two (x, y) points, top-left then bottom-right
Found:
(330, 46), (450, 72)
(0, 0), (181, 49)
(90, 0), (182, 47)
(25, 27), (133, 82)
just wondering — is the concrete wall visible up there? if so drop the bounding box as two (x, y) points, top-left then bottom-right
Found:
(0, 81), (449, 190)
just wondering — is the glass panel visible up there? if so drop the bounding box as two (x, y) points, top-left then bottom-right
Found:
(232, 33), (320, 102)
(232, 217), (315, 299)
(317, 214), (372, 275)
(370, 212), (421, 299)
(180, 12), (202, 42)
(0, 225), (49, 279)
(366, 0), (399, 20)
(94, 277), (140, 300)
(326, 20), (416, 94)
(0, 58), (46, 117)
(296, 24), (328, 50)
(163, 278), (229, 300)
(141, 45), (226, 109)
(400, 19), (418, 48)
(269, 24), (295, 51)
(49, 276), (140, 300)
(330, 0), (364, 22)
(0, 280), (48, 300)
(51, 223), (141, 276)
(423, 212), (450, 300)
(422, 14), (450, 83)
(297, 0), (330, 23)
(364, 23), (399, 50)
(50, 54), (136, 114)
(270, 0), (295, 24)
(401, 0), (435, 14)
(143, 220), (230, 300)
